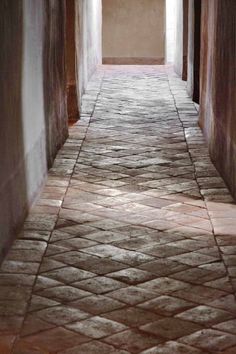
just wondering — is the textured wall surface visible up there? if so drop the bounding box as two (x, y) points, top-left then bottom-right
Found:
(187, 0), (201, 103)
(174, 0), (188, 79)
(44, 0), (68, 167)
(102, 0), (165, 64)
(0, 0), (68, 261)
(66, 0), (79, 121)
(75, 0), (102, 105)
(200, 0), (236, 198)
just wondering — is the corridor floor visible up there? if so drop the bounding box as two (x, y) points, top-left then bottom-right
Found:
(1, 66), (236, 354)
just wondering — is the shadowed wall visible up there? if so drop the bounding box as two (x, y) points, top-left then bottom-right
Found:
(0, 0), (68, 261)
(200, 0), (236, 198)
(174, 0), (188, 80)
(187, 0), (201, 103)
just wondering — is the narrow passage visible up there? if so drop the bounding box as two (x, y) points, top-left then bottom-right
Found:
(1, 66), (236, 354)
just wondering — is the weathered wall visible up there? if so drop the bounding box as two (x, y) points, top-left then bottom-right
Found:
(102, 0), (165, 64)
(0, 0), (68, 261)
(66, 0), (79, 121)
(199, 0), (236, 198)
(75, 0), (102, 105)
(187, 0), (201, 103)
(174, 0), (188, 79)
(44, 0), (68, 167)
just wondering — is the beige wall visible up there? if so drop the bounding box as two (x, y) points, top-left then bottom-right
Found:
(75, 0), (102, 104)
(173, 0), (188, 79)
(102, 0), (165, 64)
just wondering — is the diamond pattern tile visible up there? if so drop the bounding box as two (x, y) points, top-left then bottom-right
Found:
(0, 66), (236, 353)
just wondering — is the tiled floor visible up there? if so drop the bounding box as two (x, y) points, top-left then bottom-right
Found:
(1, 66), (236, 353)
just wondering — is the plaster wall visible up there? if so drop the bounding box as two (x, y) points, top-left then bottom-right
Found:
(200, 0), (236, 198)
(102, 0), (165, 64)
(174, 0), (188, 79)
(0, 0), (68, 260)
(75, 0), (102, 105)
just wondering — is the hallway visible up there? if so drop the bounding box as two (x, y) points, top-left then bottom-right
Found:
(1, 66), (236, 353)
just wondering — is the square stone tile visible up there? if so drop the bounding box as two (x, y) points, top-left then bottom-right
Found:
(81, 244), (123, 258)
(41, 267), (95, 284)
(138, 277), (189, 294)
(17, 327), (90, 352)
(143, 244), (186, 258)
(39, 258), (66, 273)
(176, 305), (234, 326)
(107, 268), (155, 285)
(51, 251), (100, 268)
(28, 295), (60, 312)
(107, 286), (157, 305)
(0, 260), (40, 275)
(214, 319), (236, 334)
(206, 294), (236, 314)
(54, 238), (98, 250)
(0, 274), (35, 287)
(37, 286), (91, 302)
(0, 300), (27, 316)
(168, 252), (218, 266)
(2, 66), (236, 354)
(79, 258), (127, 275)
(171, 267), (222, 284)
(69, 294), (125, 314)
(139, 259), (188, 276)
(34, 305), (89, 325)
(141, 341), (205, 354)
(74, 276), (127, 294)
(104, 329), (163, 353)
(141, 317), (202, 340)
(179, 329), (236, 351)
(58, 341), (130, 354)
(112, 250), (155, 266)
(173, 285), (227, 304)
(66, 316), (127, 339)
(0, 316), (21, 337)
(21, 314), (55, 336)
(138, 295), (195, 316)
(34, 275), (63, 291)
(103, 307), (163, 327)
(84, 230), (129, 243)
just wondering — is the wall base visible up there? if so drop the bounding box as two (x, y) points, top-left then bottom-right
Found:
(103, 57), (165, 65)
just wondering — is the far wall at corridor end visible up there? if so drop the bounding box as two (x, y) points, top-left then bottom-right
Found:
(102, 0), (165, 65)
